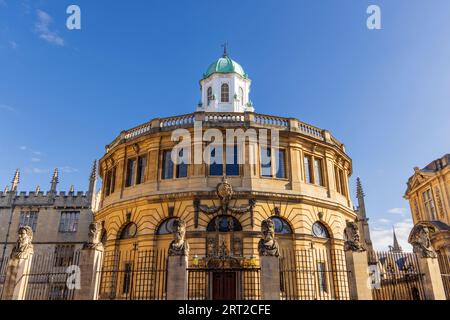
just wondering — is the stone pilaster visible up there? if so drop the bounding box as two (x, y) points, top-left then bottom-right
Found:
(74, 247), (104, 300)
(345, 250), (372, 300)
(2, 254), (33, 300)
(166, 255), (188, 300)
(260, 256), (281, 300)
(417, 254), (446, 300)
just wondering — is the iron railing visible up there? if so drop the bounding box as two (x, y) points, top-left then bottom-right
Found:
(369, 251), (426, 300)
(98, 249), (167, 300)
(279, 248), (350, 300)
(437, 251), (450, 300)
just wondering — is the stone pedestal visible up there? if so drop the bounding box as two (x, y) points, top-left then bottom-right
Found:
(166, 255), (188, 300)
(417, 255), (446, 300)
(260, 256), (280, 300)
(345, 250), (372, 300)
(2, 255), (33, 300)
(74, 247), (104, 300)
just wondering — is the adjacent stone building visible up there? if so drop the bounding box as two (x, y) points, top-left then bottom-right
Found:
(0, 164), (97, 268)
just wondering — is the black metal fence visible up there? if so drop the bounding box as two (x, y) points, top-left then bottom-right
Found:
(187, 267), (260, 300)
(279, 248), (350, 300)
(0, 257), (9, 298)
(369, 251), (426, 300)
(24, 249), (81, 300)
(98, 249), (167, 300)
(437, 251), (450, 300)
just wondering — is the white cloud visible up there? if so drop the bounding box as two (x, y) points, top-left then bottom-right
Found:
(387, 207), (406, 215)
(60, 166), (78, 173)
(377, 218), (390, 224)
(371, 218), (414, 251)
(31, 158), (40, 162)
(32, 168), (49, 174)
(19, 146), (27, 150)
(35, 9), (64, 46)
(33, 151), (42, 156)
(0, 104), (15, 112)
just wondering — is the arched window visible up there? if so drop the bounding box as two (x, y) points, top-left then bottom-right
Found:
(207, 87), (213, 106)
(270, 217), (292, 234)
(156, 218), (179, 235)
(239, 87), (244, 106)
(221, 83), (229, 102)
(119, 222), (137, 239)
(312, 222), (329, 238)
(207, 215), (242, 232)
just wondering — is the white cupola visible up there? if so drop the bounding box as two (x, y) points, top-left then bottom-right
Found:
(197, 48), (254, 113)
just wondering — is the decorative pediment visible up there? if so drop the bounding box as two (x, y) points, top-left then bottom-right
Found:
(405, 171), (434, 195)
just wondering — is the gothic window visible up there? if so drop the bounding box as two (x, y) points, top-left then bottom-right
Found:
(119, 222), (137, 239)
(221, 83), (229, 102)
(270, 217), (292, 234)
(207, 87), (213, 106)
(156, 218), (178, 235)
(207, 216), (242, 232)
(312, 222), (329, 238)
(19, 211), (38, 232)
(59, 211), (80, 233)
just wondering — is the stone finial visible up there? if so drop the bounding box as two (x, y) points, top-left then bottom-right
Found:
(409, 225), (437, 258)
(10, 226), (34, 259)
(258, 219), (280, 257)
(50, 168), (59, 193)
(4, 185), (10, 193)
(83, 221), (104, 250)
(11, 169), (20, 192)
(69, 185), (75, 194)
(35, 185), (41, 194)
(88, 160), (97, 198)
(344, 221), (365, 252)
(168, 219), (189, 256)
(356, 177), (364, 198)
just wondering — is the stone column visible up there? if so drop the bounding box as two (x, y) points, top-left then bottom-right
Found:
(260, 256), (281, 300)
(416, 254), (446, 300)
(166, 255), (188, 300)
(74, 246), (104, 300)
(2, 254), (33, 300)
(345, 250), (372, 300)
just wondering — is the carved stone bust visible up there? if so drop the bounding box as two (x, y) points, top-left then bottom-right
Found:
(409, 225), (437, 258)
(83, 221), (104, 250)
(168, 219), (189, 256)
(258, 219), (280, 257)
(344, 221), (365, 252)
(10, 226), (34, 260)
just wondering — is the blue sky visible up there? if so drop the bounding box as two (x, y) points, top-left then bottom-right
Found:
(1, 0), (449, 250)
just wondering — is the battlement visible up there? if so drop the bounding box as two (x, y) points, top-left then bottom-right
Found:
(0, 190), (92, 208)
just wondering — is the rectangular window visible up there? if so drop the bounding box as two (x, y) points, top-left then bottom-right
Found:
(338, 169), (346, 196)
(304, 155), (313, 183)
(261, 147), (272, 177)
(104, 167), (116, 196)
(226, 145), (239, 176)
(176, 149), (188, 178)
(54, 245), (75, 267)
(335, 166), (341, 193)
(314, 158), (324, 186)
(209, 147), (223, 176)
(275, 149), (286, 179)
(123, 263), (133, 294)
(59, 211), (80, 233)
(125, 158), (136, 187)
(162, 150), (174, 180)
(317, 262), (328, 293)
(422, 189), (436, 220)
(136, 156), (147, 185)
(19, 211), (38, 232)
(110, 167), (116, 193)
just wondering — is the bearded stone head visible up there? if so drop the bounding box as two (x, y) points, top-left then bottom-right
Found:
(173, 219), (186, 242)
(261, 219), (275, 242)
(11, 226), (34, 259)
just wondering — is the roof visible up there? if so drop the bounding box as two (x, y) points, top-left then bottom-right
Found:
(203, 54), (247, 79)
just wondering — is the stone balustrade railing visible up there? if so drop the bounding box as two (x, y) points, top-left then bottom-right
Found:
(105, 111), (344, 152)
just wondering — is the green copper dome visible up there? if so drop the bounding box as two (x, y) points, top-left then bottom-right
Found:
(203, 54), (247, 79)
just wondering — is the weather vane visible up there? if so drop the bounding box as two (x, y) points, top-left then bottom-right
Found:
(221, 42), (228, 56)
